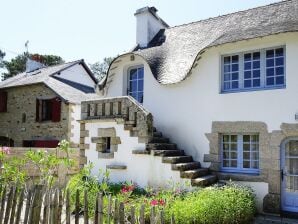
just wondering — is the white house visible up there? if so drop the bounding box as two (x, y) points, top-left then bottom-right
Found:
(79, 0), (298, 214)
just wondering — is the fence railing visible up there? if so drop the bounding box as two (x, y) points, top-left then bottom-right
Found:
(0, 185), (176, 224)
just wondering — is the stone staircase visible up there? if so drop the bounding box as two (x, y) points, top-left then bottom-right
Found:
(81, 96), (217, 187)
(133, 127), (217, 187)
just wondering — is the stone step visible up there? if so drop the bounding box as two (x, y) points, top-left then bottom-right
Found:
(152, 150), (185, 157)
(153, 132), (163, 137)
(149, 137), (169, 143)
(191, 175), (217, 187)
(124, 124), (135, 131)
(132, 150), (150, 155)
(146, 143), (177, 150)
(171, 162), (201, 171)
(124, 120), (136, 125)
(162, 156), (193, 164)
(180, 168), (209, 179)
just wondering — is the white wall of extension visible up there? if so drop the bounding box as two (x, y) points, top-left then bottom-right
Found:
(84, 121), (190, 188)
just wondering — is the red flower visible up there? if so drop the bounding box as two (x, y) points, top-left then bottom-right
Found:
(158, 199), (166, 206)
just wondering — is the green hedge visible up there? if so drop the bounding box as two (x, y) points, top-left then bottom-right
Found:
(166, 184), (256, 224)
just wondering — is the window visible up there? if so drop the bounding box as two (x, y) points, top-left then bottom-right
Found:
(42, 99), (52, 121)
(128, 66), (144, 103)
(0, 91), (7, 112)
(36, 97), (61, 122)
(221, 134), (259, 173)
(103, 137), (111, 153)
(221, 46), (285, 92)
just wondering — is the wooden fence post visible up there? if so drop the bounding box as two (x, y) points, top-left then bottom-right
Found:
(4, 186), (15, 224)
(75, 190), (80, 224)
(84, 190), (89, 224)
(139, 204), (145, 224)
(23, 188), (32, 224)
(15, 188), (24, 224)
(113, 198), (119, 224)
(31, 185), (43, 224)
(160, 210), (165, 224)
(53, 190), (59, 224)
(0, 186), (7, 224)
(9, 186), (18, 224)
(119, 202), (125, 224)
(98, 193), (103, 224)
(66, 189), (71, 224)
(150, 206), (156, 224)
(57, 189), (63, 224)
(42, 191), (50, 224)
(130, 206), (136, 224)
(107, 194), (112, 224)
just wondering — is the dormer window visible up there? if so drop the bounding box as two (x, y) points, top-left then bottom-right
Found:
(128, 66), (144, 103)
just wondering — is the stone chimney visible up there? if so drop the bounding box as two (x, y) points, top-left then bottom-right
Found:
(26, 57), (45, 73)
(135, 6), (169, 48)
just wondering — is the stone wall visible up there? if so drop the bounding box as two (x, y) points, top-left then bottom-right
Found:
(0, 84), (71, 146)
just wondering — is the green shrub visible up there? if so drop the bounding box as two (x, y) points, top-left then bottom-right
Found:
(166, 183), (256, 224)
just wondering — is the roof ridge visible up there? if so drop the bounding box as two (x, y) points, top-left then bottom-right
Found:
(37, 59), (82, 71)
(168, 0), (291, 30)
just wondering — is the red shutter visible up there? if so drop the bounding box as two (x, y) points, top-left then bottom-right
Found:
(36, 99), (40, 122)
(51, 97), (61, 122)
(0, 91), (7, 112)
(34, 140), (59, 148)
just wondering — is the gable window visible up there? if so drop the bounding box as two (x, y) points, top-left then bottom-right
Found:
(128, 66), (144, 103)
(221, 134), (259, 174)
(36, 97), (61, 122)
(221, 46), (285, 93)
(0, 91), (8, 112)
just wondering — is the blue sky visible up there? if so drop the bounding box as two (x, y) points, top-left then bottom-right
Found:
(1, 0), (278, 64)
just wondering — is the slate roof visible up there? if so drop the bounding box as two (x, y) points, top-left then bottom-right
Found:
(107, 0), (298, 85)
(0, 60), (101, 103)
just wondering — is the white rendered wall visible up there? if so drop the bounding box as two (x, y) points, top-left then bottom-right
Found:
(53, 64), (95, 88)
(105, 33), (298, 166)
(84, 121), (190, 188)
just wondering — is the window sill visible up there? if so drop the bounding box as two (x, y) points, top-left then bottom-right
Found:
(220, 85), (286, 94)
(217, 171), (265, 182)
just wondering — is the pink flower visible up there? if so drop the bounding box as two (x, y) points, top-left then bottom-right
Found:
(0, 147), (10, 155)
(150, 199), (158, 206)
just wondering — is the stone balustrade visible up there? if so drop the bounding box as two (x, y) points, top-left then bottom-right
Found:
(81, 96), (153, 143)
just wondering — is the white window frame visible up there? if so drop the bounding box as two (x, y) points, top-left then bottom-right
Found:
(221, 134), (260, 174)
(221, 46), (286, 93)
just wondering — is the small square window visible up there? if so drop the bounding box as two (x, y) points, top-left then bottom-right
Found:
(221, 134), (259, 173)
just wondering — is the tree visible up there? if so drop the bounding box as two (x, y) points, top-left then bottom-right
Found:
(1, 52), (64, 81)
(0, 50), (5, 68)
(90, 57), (114, 81)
